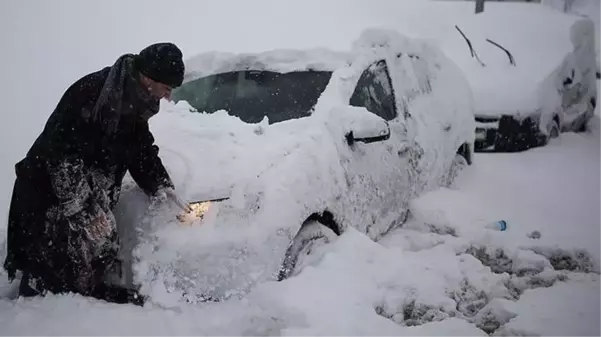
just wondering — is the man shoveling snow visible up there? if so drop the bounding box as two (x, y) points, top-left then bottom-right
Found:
(2, 42), (188, 306)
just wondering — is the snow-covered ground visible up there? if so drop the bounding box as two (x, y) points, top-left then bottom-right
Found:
(1, 117), (598, 336)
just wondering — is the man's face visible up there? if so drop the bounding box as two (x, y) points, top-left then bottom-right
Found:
(140, 74), (173, 100)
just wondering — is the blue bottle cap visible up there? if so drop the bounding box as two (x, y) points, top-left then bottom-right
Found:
(498, 220), (507, 231)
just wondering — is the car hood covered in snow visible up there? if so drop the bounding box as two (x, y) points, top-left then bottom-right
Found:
(127, 101), (394, 304)
(149, 101), (329, 202)
(122, 103), (331, 303)
(374, 1), (596, 117)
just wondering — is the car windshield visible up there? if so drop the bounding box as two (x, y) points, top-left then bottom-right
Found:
(171, 70), (333, 124)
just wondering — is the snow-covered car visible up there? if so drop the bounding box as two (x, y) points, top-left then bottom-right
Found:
(113, 29), (475, 304)
(438, 4), (598, 152)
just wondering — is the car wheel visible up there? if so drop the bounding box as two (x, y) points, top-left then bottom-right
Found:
(444, 154), (468, 187)
(277, 221), (338, 281)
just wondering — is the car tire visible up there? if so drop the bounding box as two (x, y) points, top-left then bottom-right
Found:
(444, 154), (468, 187)
(277, 221), (338, 281)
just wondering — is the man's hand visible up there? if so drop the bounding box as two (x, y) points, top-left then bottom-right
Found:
(165, 188), (193, 213)
(151, 187), (191, 213)
(151, 188), (170, 204)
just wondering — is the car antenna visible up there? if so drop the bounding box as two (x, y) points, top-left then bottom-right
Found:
(486, 38), (516, 66)
(455, 25), (485, 67)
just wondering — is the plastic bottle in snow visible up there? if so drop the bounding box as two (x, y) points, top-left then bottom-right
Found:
(485, 220), (508, 231)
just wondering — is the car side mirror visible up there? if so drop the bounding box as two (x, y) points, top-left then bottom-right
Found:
(327, 106), (392, 147)
(345, 122), (390, 146)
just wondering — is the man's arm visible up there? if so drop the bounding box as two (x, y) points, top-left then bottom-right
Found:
(128, 120), (174, 196)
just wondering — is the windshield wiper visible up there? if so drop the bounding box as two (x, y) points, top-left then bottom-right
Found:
(455, 25), (485, 67)
(486, 38), (516, 66)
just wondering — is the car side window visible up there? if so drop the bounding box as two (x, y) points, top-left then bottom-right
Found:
(349, 60), (397, 121)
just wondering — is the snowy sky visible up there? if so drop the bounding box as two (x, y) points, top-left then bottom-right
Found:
(0, 0), (264, 152)
(0, 0), (224, 218)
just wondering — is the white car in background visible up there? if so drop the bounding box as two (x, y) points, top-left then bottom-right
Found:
(113, 28), (475, 304)
(437, 3), (598, 152)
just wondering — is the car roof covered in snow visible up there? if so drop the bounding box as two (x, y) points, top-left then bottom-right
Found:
(180, 27), (430, 84)
(175, 0), (408, 81)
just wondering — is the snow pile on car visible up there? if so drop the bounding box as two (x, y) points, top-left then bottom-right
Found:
(125, 27), (477, 305)
(125, 100), (345, 303)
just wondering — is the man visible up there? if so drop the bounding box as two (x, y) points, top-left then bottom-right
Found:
(3, 42), (186, 306)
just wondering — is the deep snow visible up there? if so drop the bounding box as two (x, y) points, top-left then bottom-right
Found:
(0, 117), (598, 336)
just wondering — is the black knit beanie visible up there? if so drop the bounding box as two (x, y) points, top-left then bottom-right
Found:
(136, 42), (185, 88)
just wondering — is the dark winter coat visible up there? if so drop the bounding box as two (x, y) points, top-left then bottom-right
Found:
(3, 54), (173, 300)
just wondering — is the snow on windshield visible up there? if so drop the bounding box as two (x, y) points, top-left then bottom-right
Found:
(183, 49), (353, 84)
(172, 70), (333, 124)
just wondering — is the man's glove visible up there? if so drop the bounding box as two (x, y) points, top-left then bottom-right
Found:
(150, 187), (170, 204)
(151, 187), (191, 213)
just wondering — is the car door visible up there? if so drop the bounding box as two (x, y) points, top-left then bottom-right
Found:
(337, 59), (412, 240)
(390, 52), (450, 194)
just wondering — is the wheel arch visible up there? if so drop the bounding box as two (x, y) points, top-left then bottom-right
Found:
(456, 142), (473, 165)
(302, 209), (342, 236)
(277, 209), (342, 281)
